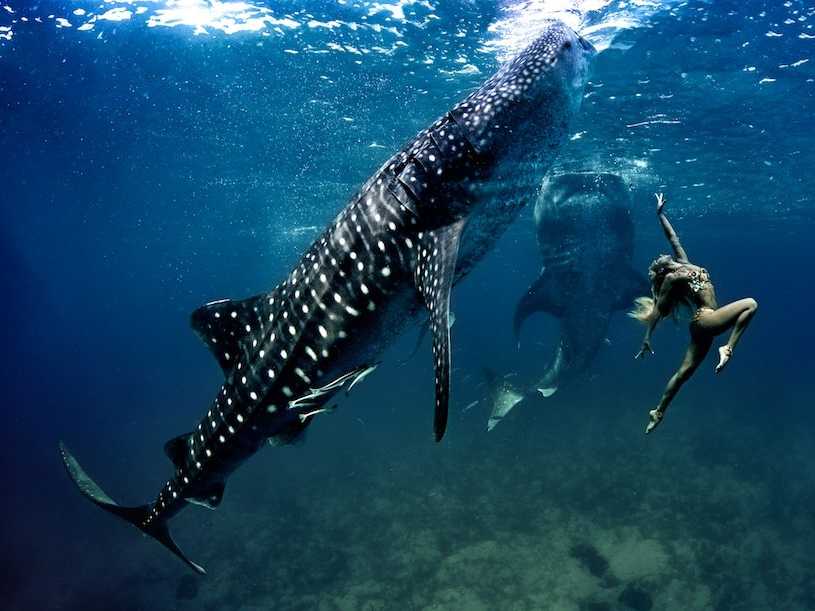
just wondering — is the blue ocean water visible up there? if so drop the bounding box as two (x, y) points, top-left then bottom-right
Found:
(1, 1), (814, 609)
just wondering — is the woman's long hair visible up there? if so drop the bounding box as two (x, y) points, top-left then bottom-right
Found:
(629, 254), (689, 324)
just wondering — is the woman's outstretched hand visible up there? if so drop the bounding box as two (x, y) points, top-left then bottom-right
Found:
(635, 340), (654, 359)
(655, 192), (666, 214)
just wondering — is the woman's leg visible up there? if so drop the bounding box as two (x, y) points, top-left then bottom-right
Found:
(696, 298), (758, 373)
(646, 335), (713, 434)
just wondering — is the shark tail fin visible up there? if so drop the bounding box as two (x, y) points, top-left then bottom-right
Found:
(59, 442), (206, 575)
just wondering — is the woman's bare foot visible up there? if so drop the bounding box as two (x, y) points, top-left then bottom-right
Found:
(645, 408), (663, 434)
(715, 345), (732, 374)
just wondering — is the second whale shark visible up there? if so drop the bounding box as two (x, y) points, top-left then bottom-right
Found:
(60, 22), (595, 573)
(487, 172), (647, 431)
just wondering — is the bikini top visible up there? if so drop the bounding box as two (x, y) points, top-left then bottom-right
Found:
(687, 267), (711, 293)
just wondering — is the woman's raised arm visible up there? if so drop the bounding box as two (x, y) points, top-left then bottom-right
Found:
(656, 193), (689, 263)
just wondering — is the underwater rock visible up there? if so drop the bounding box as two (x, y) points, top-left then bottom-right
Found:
(618, 583), (653, 611)
(175, 574), (199, 600)
(599, 534), (668, 582)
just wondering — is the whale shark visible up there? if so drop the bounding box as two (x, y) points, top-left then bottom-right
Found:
(487, 173), (647, 431)
(60, 22), (595, 574)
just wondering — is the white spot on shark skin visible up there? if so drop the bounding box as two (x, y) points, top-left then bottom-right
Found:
(250, 391), (258, 400)
(236, 414), (244, 423)
(231, 311), (237, 318)
(381, 266), (391, 277)
(268, 368), (275, 378)
(318, 325), (328, 338)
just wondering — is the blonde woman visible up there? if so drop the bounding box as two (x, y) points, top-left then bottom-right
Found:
(631, 193), (757, 433)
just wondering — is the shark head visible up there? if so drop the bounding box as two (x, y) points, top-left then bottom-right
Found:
(452, 21), (595, 164)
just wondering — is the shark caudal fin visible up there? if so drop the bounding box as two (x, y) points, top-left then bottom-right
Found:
(59, 442), (206, 575)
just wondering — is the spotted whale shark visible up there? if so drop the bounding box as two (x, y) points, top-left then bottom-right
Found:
(486, 173), (647, 431)
(60, 22), (595, 574)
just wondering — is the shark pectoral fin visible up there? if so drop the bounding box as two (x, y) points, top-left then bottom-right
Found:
(513, 269), (553, 347)
(164, 432), (192, 469)
(414, 219), (465, 442)
(59, 442), (206, 575)
(190, 293), (272, 375)
(537, 386), (558, 398)
(186, 481), (225, 510)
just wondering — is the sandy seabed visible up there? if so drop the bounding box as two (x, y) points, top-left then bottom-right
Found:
(20, 387), (815, 611)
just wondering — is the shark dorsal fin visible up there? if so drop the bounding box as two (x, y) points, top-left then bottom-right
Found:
(164, 433), (192, 469)
(414, 219), (465, 442)
(190, 294), (272, 375)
